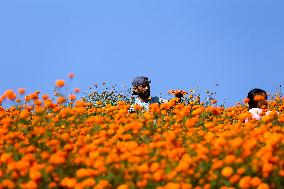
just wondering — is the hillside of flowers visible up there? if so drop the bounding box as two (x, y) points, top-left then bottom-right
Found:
(0, 78), (283, 189)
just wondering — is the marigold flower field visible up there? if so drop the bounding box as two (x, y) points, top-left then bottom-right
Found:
(0, 83), (283, 189)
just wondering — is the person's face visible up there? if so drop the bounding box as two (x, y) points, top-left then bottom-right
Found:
(134, 83), (150, 98)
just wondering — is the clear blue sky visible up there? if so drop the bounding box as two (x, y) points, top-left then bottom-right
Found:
(0, 0), (284, 106)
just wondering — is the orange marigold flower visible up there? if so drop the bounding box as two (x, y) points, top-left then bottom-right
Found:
(243, 98), (250, 104)
(68, 73), (75, 79)
(74, 88), (80, 93)
(239, 176), (251, 189)
(254, 95), (265, 101)
(262, 163), (273, 174)
(17, 88), (26, 95)
(16, 160), (30, 170)
(57, 96), (66, 104)
(211, 160), (224, 170)
(4, 89), (14, 97)
(168, 90), (188, 98)
(80, 178), (96, 187)
(257, 183), (270, 189)
(94, 180), (110, 188)
(29, 169), (42, 181)
(23, 180), (37, 189)
(1, 153), (12, 163)
(55, 79), (65, 87)
(185, 116), (199, 128)
(117, 184), (129, 189)
(192, 107), (205, 116)
(221, 166), (234, 178)
(30, 92), (39, 100)
(211, 99), (218, 104)
(224, 154), (236, 164)
(4, 89), (16, 100)
(76, 168), (97, 178)
(237, 167), (246, 175)
(229, 174), (241, 184)
(96, 101), (103, 106)
(42, 94), (49, 100)
(69, 94), (76, 101)
(49, 154), (66, 165)
(279, 170), (284, 177)
(134, 104), (143, 111)
(136, 180), (148, 188)
(19, 109), (30, 119)
(181, 183), (192, 189)
(2, 179), (15, 189)
(60, 177), (77, 188)
(150, 162), (160, 173)
(153, 170), (163, 182)
(48, 182), (57, 188)
(250, 177), (261, 187)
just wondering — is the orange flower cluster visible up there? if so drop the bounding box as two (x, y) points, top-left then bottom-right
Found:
(168, 90), (188, 98)
(0, 87), (283, 189)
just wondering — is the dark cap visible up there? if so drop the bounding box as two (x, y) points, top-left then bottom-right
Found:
(132, 76), (151, 87)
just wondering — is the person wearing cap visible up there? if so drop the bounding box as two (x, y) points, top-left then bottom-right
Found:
(130, 76), (187, 112)
(129, 76), (166, 111)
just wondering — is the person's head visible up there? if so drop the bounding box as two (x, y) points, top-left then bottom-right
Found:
(247, 88), (268, 109)
(132, 76), (151, 99)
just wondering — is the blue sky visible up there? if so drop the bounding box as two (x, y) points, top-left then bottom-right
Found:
(0, 0), (284, 106)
